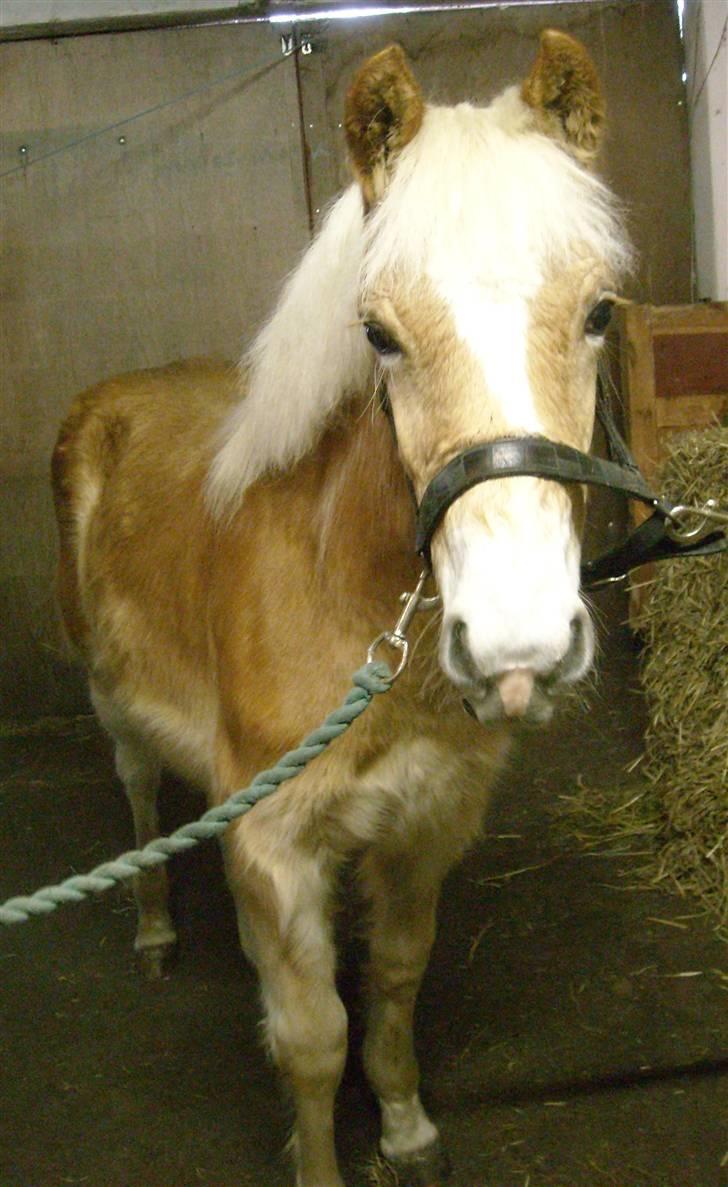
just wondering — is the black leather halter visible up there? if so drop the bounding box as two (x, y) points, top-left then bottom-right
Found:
(382, 380), (727, 589)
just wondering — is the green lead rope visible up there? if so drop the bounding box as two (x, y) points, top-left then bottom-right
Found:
(0, 662), (392, 928)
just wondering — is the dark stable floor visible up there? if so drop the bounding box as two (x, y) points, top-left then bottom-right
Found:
(1, 627), (726, 1187)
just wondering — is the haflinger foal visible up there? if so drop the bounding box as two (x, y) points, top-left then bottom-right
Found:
(52, 30), (631, 1187)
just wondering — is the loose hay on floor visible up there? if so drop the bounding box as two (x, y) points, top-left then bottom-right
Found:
(562, 426), (728, 937)
(0, 715), (97, 739)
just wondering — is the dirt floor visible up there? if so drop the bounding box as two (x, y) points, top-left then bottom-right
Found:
(1, 626), (726, 1187)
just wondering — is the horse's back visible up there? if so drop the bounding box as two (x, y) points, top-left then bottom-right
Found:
(53, 358), (235, 508)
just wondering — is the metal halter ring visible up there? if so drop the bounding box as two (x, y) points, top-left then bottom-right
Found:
(665, 500), (728, 544)
(367, 631), (410, 682)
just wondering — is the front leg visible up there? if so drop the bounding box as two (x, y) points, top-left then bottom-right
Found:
(359, 847), (450, 1186)
(224, 816), (347, 1187)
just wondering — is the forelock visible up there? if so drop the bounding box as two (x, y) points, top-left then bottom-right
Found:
(361, 91), (633, 297)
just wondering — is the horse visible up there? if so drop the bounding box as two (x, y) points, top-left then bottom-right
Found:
(51, 31), (632, 1187)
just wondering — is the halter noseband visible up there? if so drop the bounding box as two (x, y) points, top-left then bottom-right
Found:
(381, 381), (728, 588)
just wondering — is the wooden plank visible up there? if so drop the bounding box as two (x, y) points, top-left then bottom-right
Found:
(619, 301), (728, 624)
(653, 331), (728, 399)
(618, 304), (659, 621)
(649, 302), (728, 332)
(619, 304), (660, 487)
(656, 393), (728, 430)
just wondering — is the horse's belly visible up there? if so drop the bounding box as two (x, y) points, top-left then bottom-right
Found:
(124, 688), (217, 790)
(89, 629), (219, 793)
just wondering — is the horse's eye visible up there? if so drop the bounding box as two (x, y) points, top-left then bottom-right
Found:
(365, 322), (401, 356)
(585, 299), (614, 337)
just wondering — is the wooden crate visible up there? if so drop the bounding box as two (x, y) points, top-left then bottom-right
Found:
(618, 301), (728, 616)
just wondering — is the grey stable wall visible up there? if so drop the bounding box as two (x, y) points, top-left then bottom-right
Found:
(0, 23), (310, 716)
(0, 0), (689, 717)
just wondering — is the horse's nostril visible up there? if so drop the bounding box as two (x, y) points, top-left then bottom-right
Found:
(562, 610), (588, 678)
(449, 619), (476, 682)
(570, 613), (584, 648)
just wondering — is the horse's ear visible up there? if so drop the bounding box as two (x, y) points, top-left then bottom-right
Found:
(521, 29), (605, 163)
(345, 44), (424, 206)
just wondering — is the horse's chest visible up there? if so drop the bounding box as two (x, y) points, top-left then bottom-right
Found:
(330, 731), (509, 857)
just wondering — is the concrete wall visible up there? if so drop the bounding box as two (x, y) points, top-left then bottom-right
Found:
(0, 0), (691, 717)
(684, 0), (727, 300)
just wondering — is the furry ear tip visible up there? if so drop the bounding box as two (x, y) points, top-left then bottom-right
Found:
(539, 28), (579, 49)
(537, 28), (597, 69)
(523, 27), (604, 162)
(533, 28), (600, 82)
(347, 43), (410, 93)
(370, 42), (408, 67)
(345, 43), (424, 202)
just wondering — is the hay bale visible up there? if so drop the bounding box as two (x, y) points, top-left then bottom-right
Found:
(556, 426), (727, 937)
(636, 425), (728, 931)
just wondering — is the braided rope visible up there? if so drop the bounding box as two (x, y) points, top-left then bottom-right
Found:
(0, 662), (392, 927)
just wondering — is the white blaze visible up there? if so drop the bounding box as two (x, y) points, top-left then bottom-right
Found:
(435, 280), (543, 434)
(426, 269), (586, 682)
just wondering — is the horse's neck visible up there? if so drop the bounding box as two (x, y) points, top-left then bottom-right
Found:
(312, 401), (419, 614)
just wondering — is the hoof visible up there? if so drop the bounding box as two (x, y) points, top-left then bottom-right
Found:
(385, 1139), (451, 1186)
(136, 941), (177, 981)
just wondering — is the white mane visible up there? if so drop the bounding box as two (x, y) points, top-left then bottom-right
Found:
(207, 86), (632, 514)
(207, 184), (372, 515)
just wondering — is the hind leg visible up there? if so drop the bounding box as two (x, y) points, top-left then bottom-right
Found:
(115, 734), (177, 977)
(92, 688), (176, 977)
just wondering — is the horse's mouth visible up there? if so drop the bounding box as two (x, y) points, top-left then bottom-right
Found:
(462, 674), (556, 726)
(442, 602), (594, 726)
